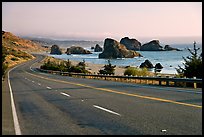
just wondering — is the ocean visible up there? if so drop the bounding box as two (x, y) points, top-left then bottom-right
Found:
(48, 44), (202, 75)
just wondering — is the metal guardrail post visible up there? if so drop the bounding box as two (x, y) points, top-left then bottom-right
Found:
(193, 77), (197, 89)
(166, 76), (169, 86)
(158, 76), (162, 86)
(183, 76), (186, 87)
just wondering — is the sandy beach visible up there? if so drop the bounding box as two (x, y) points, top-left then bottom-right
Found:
(41, 55), (127, 76)
(41, 55), (176, 77)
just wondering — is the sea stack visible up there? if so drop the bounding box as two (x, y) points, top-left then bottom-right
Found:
(94, 44), (103, 52)
(120, 37), (141, 51)
(140, 40), (164, 51)
(50, 45), (62, 55)
(66, 46), (92, 54)
(99, 38), (142, 59)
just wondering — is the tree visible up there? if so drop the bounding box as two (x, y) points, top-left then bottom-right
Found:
(176, 41), (202, 78)
(99, 60), (116, 75)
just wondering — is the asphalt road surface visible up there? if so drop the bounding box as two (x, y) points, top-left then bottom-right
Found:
(7, 54), (202, 135)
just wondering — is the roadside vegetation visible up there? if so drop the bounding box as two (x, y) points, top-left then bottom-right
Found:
(176, 41), (202, 79)
(40, 58), (90, 74)
(124, 67), (150, 76)
(2, 46), (8, 77)
(99, 60), (116, 75)
(176, 41), (202, 87)
(2, 45), (34, 78)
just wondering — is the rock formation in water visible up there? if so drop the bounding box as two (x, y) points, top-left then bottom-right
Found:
(94, 44), (103, 52)
(99, 38), (142, 59)
(164, 45), (182, 51)
(66, 46), (92, 54)
(139, 59), (154, 68)
(120, 37), (141, 51)
(140, 40), (164, 51)
(50, 45), (62, 55)
(155, 63), (163, 69)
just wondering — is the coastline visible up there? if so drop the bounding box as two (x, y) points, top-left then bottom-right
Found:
(39, 53), (176, 77)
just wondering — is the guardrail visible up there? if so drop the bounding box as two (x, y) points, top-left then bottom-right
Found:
(36, 68), (202, 89)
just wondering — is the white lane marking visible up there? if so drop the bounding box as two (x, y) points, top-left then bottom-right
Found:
(30, 65), (37, 72)
(161, 129), (167, 132)
(38, 83), (41, 86)
(93, 105), (121, 116)
(60, 92), (70, 97)
(8, 66), (22, 135)
(46, 86), (52, 90)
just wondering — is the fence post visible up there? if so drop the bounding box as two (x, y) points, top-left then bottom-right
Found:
(193, 77), (197, 89)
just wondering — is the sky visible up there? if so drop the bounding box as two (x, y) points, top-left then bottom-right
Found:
(2, 2), (202, 43)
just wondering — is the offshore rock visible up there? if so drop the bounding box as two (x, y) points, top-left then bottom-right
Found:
(94, 44), (103, 52)
(120, 37), (141, 51)
(155, 63), (163, 69)
(99, 38), (142, 59)
(164, 45), (182, 51)
(50, 45), (62, 55)
(141, 40), (164, 51)
(66, 46), (92, 54)
(140, 59), (154, 68)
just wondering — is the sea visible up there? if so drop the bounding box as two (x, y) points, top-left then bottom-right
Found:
(47, 43), (202, 75)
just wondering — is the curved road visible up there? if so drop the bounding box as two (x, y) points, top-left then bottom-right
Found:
(7, 54), (202, 135)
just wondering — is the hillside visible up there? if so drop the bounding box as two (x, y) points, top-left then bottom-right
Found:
(2, 31), (47, 74)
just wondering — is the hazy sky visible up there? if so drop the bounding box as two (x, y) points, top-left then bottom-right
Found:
(2, 2), (202, 43)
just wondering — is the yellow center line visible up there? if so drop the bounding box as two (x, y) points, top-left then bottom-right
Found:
(25, 71), (202, 109)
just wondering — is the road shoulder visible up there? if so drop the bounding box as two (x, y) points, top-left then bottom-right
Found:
(2, 71), (15, 135)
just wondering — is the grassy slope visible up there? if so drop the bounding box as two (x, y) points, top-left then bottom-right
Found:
(2, 31), (47, 68)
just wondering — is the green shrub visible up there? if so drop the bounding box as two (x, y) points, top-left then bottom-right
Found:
(40, 59), (90, 74)
(99, 60), (116, 75)
(124, 67), (149, 76)
(11, 57), (19, 61)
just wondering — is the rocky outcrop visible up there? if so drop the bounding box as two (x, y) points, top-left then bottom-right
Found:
(66, 46), (92, 54)
(139, 59), (154, 68)
(140, 40), (164, 51)
(50, 45), (62, 55)
(164, 45), (182, 51)
(94, 44), (103, 52)
(120, 37), (141, 51)
(99, 38), (142, 59)
(155, 63), (163, 69)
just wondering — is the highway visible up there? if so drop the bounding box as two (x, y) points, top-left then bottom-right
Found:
(8, 54), (202, 135)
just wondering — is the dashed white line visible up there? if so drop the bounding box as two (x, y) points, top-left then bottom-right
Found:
(46, 86), (52, 90)
(60, 92), (71, 97)
(93, 105), (121, 116)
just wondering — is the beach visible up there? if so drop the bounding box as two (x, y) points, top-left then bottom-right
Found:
(41, 55), (175, 77)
